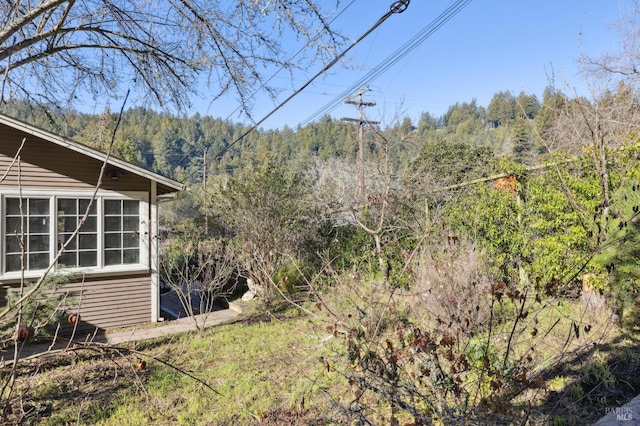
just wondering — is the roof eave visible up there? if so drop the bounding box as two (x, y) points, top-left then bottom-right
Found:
(0, 114), (184, 193)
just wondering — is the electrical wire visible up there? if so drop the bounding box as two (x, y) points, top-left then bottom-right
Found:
(300, 0), (472, 127)
(173, 0), (359, 178)
(229, 0), (411, 142)
(181, 0), (411, 184)
(220, 0), (359, 123)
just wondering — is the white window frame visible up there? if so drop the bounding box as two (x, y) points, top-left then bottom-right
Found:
(0, 190), (149, 280)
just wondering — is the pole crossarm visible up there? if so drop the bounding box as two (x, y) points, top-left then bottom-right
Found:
(341, 117), (380, 125)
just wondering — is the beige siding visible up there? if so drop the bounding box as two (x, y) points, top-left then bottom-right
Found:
(0, 274), (151, 341)
(0, 124), (151, 192)
(57, 274), (152, 331)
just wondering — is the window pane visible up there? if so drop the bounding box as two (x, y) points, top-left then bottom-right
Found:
(123, 200), (139, 215)
(59, 234), (77, 250)
(79, 251), (97, 267)
(122, 249), (139, 264)
(29, 199), (49, 215)
(79, 234), (96, 250)
(29, 253), (49, 269)
(5, 198), (51, 273)
(83, 217), (97, 232)
(104, 200), (121, 215)
(123, 217), (138, 232)
(6, 198), (21, 215)
(29, 217), (49, 233)
(105, 217), (121, 232)
(123, 232), (139, 248)
(56, 198), (98, 271)
(61, 217), (78, 233)
(29, 235), (49, 252)
(6, 217), (21, 233)
(105, 233), (121, 249)
(59, 252), (77, 268)
(79, 199), (97, 214)
(101, 199), (141, 267)
(6, 236), (21, 253)
(6, 254), (21, 272)
(58, 199), (76, 214)
(104, 250), (121, 266)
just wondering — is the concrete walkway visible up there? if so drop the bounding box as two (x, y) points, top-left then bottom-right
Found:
(2, 301), (245, 365)
(103, 301), (244, 345)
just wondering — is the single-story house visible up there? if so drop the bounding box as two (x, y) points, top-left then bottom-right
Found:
(0, 113), (183, 331)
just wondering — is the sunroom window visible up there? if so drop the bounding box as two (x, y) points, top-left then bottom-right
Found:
(5, 198), (50, 272)
(57, 198), (98, 268)
(104, 199), (140, 266)
(2, 195), (145, 276)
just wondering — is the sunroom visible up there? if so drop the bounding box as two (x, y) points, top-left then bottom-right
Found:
(0, 113), (183, 330)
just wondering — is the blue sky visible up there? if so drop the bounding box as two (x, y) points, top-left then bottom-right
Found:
(196, 0), (626, 130)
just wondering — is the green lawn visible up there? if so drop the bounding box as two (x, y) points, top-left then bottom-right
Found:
(8, 307), (344, 425)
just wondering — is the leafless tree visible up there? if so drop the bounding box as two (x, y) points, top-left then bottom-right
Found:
(581, 0), (640, 92)
(159, 231), (238, 336)
(309, 115), (418, 280)
(0, 0), (346, 115)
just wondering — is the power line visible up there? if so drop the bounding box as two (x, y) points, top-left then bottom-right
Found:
(164, 2), (361, 182)
(181, 0), (411, 184)
(303, 0), (472, 124)
(300, 0), (473, 127)
(230, 0), (410, 140)
(221, 0), (359, 123)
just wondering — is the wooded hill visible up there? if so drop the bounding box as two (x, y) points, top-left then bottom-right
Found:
(0, 88), (548, 184)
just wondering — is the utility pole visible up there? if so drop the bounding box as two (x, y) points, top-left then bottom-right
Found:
(341, 87), (379, 202)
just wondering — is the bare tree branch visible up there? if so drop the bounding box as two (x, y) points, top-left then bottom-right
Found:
(0, 0), (347, 115)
